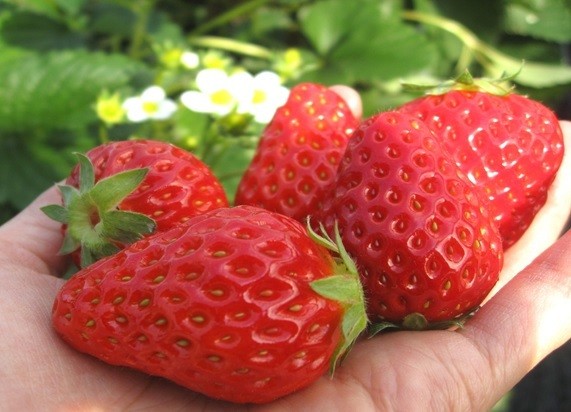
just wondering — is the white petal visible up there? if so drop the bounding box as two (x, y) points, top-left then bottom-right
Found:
(122, 96), (140, 110)
(121, 97), (146, 122)
(273, 86), (290, 106)
(253, 71), (282, 88)
(180, 91), (212, 113)
(181, 91), (234, 116)
(195, 69), (230, 93)
(141, 85), (166, 102)
(252, 106), (277, 124)
(152, 99), (178, 120)
(231, 75), (255, 112)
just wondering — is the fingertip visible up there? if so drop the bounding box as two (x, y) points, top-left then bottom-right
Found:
(329, 85), (363, 120)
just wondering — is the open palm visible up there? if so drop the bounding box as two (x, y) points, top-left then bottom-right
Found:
(1, 97), (569, 411)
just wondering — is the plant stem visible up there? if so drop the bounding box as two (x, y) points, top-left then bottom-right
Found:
(98, 123), (109, 144)
(189, 36), (273, 60)
(190, 0), (271, 36)
(128, 0), (154, 60)
(401, 10), (513, 73)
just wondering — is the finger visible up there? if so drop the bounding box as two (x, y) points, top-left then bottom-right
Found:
(461, 229), (571, 402)
(0, 184), (68, 276)
(497, 120), (571, 289)
(329, 85), (363, 120)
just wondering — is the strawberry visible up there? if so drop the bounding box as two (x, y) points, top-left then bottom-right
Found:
(42, 139), (228, 267)
(51, 205), (367, 404)
(398, 72), (564, 248)
(317, 111), (503, 329)
(235, 82), (358, 222)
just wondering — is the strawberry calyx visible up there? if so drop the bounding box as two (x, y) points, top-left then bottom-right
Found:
(368, 309), (478, 335)
(307, 219), (368, 374)
(402, 68), (520, 96)
(41, 153), (156, 268)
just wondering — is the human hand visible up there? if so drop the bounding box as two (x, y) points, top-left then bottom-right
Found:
(0, 90), (569, 411)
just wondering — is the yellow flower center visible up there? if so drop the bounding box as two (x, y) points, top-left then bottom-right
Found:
(252, 89), (267, 105)
(210, 89), (233, 106)
(142, 101), (159, 114)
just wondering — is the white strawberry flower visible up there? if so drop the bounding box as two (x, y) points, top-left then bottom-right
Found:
(180, 68), (247, 116)
(122, 86), (177, 122)
(180, 69), (289, 123)
(236, 71), (289, 123)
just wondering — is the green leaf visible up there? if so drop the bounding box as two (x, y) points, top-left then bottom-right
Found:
(204, 135), (258, 205)
(0, 136), (61, 209)
(90, 168), (149, 211)
(298, 0), (360, 56)
(299, 0), (438, 83)
(0, 11), (85, 50)
(1, 0), (62, 21)
(88, 3), (136, 37)
(428, 0), (505, 43)
(505, 0), (571, 42)
(0, 50), (148, 132)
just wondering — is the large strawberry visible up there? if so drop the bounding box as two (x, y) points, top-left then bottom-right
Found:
(42, 139), (228, 267)
(317, 111), (503, 329)
(235, 82), (358, 222)
(398, 72), (564, 248)
(52, 205), (367, 404)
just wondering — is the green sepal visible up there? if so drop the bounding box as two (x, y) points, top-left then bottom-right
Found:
(40, 204), (69, 223)
(59, 232), (81, 255)
(75, 153), (95, 193)
(368, 321), (400, 336)
(310, 275), (363, 305)
(59, 184), (79, 207)
(41, 152), (157, 268)
(368, 309), (479, 335)
(90, 168), (149, 211)
(401, 67), (520, 96)
(307, 218), (368, 375)
(100, 210), (156, 244)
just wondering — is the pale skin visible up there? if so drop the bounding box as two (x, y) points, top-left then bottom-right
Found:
(0, 87), (570, 411)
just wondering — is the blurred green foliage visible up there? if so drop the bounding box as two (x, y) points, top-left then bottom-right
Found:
(1, 0), (570, 222)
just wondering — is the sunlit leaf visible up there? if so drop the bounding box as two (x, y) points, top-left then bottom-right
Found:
(0, 51), (148, 132)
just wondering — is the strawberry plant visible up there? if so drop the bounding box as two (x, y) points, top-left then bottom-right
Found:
(52, 205), (368, 404)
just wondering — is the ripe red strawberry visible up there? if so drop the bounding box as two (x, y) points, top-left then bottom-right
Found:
(235, 82), (358, 222)
(317, 111), (503, 329)
(42, 139), (228, 267)
(398, 74), (564, 248)
(52, 205), (367, 404)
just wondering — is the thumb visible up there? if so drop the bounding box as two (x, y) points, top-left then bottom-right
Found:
(0, 184), (68, 276)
